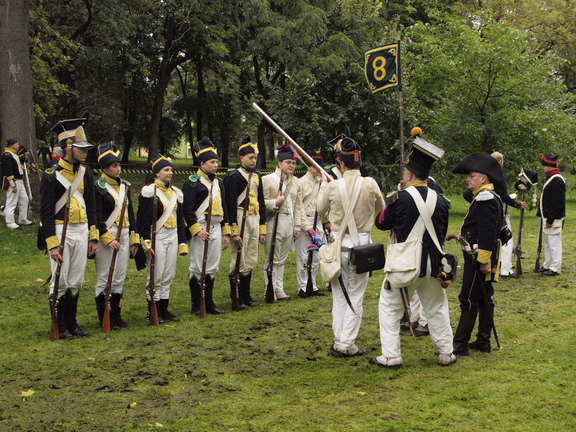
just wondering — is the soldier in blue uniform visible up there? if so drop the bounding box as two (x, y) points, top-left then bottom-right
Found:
(40, 117), (98, 339)
(137, 155), (188, 323)
(94, 142), (139, 329)
(371, 137), (454, 368)
(223, 136), (267, 309)
(183, 137), (230, 315)
(452, 153), (505, 355)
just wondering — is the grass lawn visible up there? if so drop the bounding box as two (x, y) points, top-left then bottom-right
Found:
(1, 173), (575, 431)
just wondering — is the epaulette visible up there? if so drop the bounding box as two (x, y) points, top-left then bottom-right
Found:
(121, 178), (131, 187)
(141, 184), (155, 198)
(442, 195), (452, 210)
(385, 191), (399, 206)
(475, 189), (495, 202)
(225, 168), (238, 177)
(44, 166), (56, 175)
(187, 173), (200, 187)
(96, 176), (107, 190)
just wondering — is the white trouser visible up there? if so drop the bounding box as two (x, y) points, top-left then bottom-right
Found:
(295, 216), (323, 292)
(229, 213), (260, 275)
(543, 230), (562, 273)
(4, 179), (29, 224)
(263, 212), (294, 298)
(500, 213), (514, 275)
(378, 276), (453, 359)
(50, 223), (88, 298)
(188, 218), (222, 279)
(409, 291), (427, 327)
(146, 227), (177, 300)
(332, 231), (370, 351)
(94, 226), (130, 296)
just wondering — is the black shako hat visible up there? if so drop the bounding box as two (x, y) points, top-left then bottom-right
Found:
(149, 154), (172, 175)
(453, 152), (507, 192)
(239, 135), (258, 156)
(97, 142), (121, 169)
(405, 136), (445, 179)
(276, 143), (295, 161)
(540, 153), (559, 167)
(50, 117), (93, 149)
(194, 137), (219, 163)
(515, 167), (538, 192)
(339, 137), (361, 162)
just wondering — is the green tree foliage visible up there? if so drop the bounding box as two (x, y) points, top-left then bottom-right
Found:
(404, 12), (576, 189)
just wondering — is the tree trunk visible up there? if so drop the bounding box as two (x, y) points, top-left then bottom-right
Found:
(0, 0), (39, 209)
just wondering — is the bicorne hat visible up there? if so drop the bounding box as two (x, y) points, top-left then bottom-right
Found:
(453, 153), (507, 192)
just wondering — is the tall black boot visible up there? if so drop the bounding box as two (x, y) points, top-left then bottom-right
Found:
(229, 273), (248, 311)
(189, 276), (201, 314)
(65, 291), (90, 337)
(95, 293), (106, 325)
(240, 272), (261, 307)
(205, 276), (224, 314)
(147, 299), (164, 325)
(161, 299), (180, 322)
(452, 310), (478, 356)
(55, 295), (73, 339)
(110, 293), (124, 330)
(469, 307), (493, 353)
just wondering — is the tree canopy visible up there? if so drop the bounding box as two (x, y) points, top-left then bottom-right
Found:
(4, 0), (574, 189)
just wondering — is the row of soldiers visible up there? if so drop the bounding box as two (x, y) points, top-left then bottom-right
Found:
(39, 117), (343, 339)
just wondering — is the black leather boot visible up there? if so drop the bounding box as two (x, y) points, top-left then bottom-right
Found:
(161, 299), (180, 322)
(240, 272), (261, 307)
(110, 293), (125, 330)
(205, 276), (224, 314)
(55, 295), (73, 339)
(95, 293), (106, 325)
(65, 292), (90, 337)
(452, 310), (478, 356)
(469, 307), (493, 353)
(189, 276), (201, 314)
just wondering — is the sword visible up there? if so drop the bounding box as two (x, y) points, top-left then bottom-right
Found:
(336, 275), (356, 314)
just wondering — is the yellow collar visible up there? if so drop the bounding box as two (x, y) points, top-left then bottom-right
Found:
(405, 180), (427, 188)
(472, 183), (494, 196)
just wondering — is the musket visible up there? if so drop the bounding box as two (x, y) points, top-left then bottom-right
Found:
(447, 234), (500, 349)
(252, 103), (332, 183)
(305, 210), (320, 297)
(101, 196), (128, 333)
(513, 191), (526, 276)
(22, 161), (34, 220)
(534, 219), (543, 272)
(49, 187), (72, 341)
(198, 182), (214, 318)
(231, 172), (253, 311)
(148, 186), (160, 326)
(265, 172), (283, 303)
